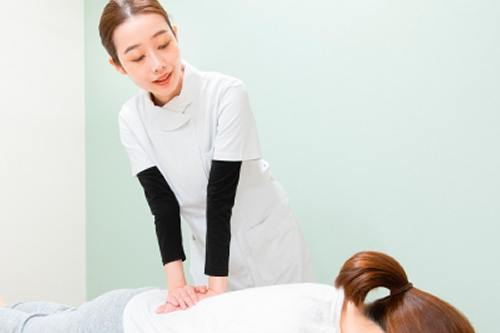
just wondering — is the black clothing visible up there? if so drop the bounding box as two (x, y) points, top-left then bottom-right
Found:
(137, 161), (242, 276)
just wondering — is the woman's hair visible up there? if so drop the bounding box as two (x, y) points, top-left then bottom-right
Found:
(99, 0), (174, 66)
(335, 251), (475, 333)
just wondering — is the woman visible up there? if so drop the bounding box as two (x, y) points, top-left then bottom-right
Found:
(0, 251), (475, 333)
(98, 0), (315, 313)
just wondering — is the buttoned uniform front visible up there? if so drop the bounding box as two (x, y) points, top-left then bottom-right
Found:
(119, 60), (315, 290)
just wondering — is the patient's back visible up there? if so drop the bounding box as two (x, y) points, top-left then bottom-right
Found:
(123, 283), (344, 333)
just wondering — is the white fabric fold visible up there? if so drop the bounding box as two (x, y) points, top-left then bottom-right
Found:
(152, 108), (191, 131)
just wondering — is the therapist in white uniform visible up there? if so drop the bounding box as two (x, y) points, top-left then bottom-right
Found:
(99, 0), (314, 313)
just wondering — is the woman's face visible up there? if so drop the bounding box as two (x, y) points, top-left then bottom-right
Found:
(111, 13), (183, 106)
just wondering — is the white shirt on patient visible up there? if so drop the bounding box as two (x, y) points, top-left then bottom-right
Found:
(123, 283), (344, 333)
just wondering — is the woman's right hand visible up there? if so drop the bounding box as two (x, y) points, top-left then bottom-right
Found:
(156, 284), (208, 314)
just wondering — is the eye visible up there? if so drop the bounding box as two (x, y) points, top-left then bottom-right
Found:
(132, 55), (144, 63)
(159, 41), (170, 50)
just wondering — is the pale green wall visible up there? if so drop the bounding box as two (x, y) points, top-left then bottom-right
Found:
(86, 0), (499, 331)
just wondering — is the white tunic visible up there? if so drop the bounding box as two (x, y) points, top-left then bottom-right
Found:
(119, 60), (314, 289)
(123, 284), (344, 333)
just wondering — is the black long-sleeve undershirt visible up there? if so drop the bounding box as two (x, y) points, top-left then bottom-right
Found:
(137, 167), (186, 265)
(205, 161), (242, 276)
(137, 161), (242, 276)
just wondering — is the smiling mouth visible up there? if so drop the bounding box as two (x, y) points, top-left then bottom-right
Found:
(154, 72), (172, 83)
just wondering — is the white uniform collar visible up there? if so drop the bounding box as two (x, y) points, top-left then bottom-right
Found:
(142, 59), (201, 131)
(162, 59), (201, 113)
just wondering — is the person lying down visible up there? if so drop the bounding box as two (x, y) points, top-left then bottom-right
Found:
(0, 251), (475, 333)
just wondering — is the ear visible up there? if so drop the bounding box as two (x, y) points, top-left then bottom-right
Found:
(172, 25), (179, 41)
(109, 57), (127, 75)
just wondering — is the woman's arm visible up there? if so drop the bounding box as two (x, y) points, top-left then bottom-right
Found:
(164, 260), (187, 291)
(138, 167), (207, 312)
(137, 166), (185, 265)
(203, 81), (259, 294)
(205, 160), (242, 294)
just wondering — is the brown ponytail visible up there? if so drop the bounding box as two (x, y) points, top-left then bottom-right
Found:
(335, 251), (475, 333)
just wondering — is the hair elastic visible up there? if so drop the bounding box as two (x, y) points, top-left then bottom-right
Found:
(390, 282), (413, 296)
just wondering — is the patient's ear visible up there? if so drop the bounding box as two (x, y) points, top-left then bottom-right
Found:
(341, 301), (385, 333)
(109, 57), (127, 75)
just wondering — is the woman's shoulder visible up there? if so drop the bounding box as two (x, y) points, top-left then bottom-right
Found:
(118, 90), (148, 119)
(195, 65), (247, 95)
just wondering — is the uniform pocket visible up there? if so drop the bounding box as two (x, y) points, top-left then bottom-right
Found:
(244, 201), (304, 282)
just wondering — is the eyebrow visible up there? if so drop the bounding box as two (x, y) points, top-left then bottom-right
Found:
(123, 29), (169, 55)
(152, 29), (168, 38)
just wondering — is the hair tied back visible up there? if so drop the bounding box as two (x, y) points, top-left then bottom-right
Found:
(390, 282), (413, 296)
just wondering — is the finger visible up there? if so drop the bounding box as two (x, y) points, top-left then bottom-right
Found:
(173, 293), (188, 310)
(186, 287), (199, 304)
(194, 285), (208, 294)
(166, 294), (179, 307)
(164, 302), (179, 313)
(179, 289), (195, 308)
(157, 301), (178, 314)
(156, 304), (167, 314)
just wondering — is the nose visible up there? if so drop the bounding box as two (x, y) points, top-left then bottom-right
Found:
(149, 50), (165, 73)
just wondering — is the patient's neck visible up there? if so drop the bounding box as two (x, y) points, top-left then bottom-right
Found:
(340, 300), (384, 333)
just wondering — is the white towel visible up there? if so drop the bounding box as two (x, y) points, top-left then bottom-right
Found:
(123, 283), (344, 333)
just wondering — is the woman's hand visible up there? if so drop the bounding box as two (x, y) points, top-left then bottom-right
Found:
(156, 284), (208, 314)
(197, 288), (221, 301)
(196, 276), (228, 301)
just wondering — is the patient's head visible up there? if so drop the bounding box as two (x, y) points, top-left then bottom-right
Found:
(335, 251), (475, 333)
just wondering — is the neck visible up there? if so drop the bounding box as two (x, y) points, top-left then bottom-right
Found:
(340, 301), (384, 333)
(151, 65), (185, 107)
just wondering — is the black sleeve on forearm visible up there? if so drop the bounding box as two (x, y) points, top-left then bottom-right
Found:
(137, 166), (186, 266)
(204, 160), (242, 277)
